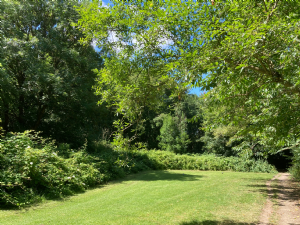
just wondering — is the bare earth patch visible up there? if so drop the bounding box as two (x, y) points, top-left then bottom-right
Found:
(259, 173), (300, 225)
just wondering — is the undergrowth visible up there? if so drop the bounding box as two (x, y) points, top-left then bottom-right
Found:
(0, 132), (277, 208)
(0, 131), (102, 207)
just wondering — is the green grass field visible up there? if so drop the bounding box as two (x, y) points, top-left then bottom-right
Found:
(0, 170), (275, 225)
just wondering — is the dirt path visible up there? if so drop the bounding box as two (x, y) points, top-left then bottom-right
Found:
(258, 173), (300, 225)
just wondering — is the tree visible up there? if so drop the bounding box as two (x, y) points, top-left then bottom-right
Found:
(183, 94), (204, 153)
(154, 103), (190, 153)
(0, 0), (110, 147)
(77, 0), (300, 152)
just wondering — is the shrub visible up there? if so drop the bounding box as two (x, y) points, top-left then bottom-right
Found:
(0, 131), (102, 207)
(289, 148), (300, 180)
(133, 150), (277, 173)
(0, 134), (277, 208)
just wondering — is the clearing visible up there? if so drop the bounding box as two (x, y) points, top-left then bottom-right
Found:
(0, 170), (275, 224)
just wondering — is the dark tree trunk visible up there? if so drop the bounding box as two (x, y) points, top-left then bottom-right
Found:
(3, 101), (9, 133)
(33, 104), (47, 130)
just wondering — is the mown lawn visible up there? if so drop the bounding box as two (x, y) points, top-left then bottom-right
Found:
(0, 170), (275, 225)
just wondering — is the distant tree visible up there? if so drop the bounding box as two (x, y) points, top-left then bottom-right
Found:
(154, 103), (190, 154)
(182, 94), (204, 153)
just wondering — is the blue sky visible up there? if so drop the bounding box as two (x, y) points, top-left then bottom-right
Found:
(188, 87), (202, 96)
(100, 0), (202, 96)
(102, 0), (110, 5)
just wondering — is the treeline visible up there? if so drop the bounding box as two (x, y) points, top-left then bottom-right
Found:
(1, 0), (299, 207)
(0, 0), (114, 147)
(0, 0), (235, 156)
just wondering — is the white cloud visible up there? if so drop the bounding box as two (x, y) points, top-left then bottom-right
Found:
(91, 39), (97, 49)
(101, 1), (108, 8)
(158, 36), (174, 49)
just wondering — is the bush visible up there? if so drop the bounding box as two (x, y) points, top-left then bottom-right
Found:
(0, 134), (277, 208)
(90, 146), (276, 180)
(0, 131), (102, 207)
(289, 148), (300, 180)
(135, 150), (277, 173)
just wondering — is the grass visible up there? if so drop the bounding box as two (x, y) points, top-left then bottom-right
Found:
(0, 170), (275, 225)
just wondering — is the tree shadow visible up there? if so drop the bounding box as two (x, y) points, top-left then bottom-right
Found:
(244, 178), (300, 207)
(179, 219), (255, 225)
(125, 170), (205, 182)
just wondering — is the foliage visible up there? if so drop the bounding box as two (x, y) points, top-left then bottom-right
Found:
(92, 143), (277, 176)
(154, 104), (190, 153)
(133, 91), (203, 153)
(0, 131), (276, 208)
(183, 95), (204, 153)
(0, 0), (110, 147)
(77, 0), (192, 143)
(136, 150), (276, 173)
(0, 131), (102, 207)
(200, 103), (242, 156)
(77, 0), (300, 153)
(289, 148), (300, 181)
(200, 131), (233, 157)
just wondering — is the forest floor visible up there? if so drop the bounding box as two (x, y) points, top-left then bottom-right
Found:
(258, 173), (300, 225)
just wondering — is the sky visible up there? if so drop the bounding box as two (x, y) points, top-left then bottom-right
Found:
(102, 0), (110, 5)
(100, 0), (202, 96)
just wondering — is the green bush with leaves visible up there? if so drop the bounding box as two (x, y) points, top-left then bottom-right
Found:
(136, 150), (277, 173)
(0, 131), (102, 207)
(90, 142), (276, 183)
(92, 145), (276, 175)
(289, 148), (300, 181)
(0, 133), (277, 208)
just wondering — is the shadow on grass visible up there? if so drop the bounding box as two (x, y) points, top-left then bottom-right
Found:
(129, 170), (204, 182)
(244, 175), (300, 209)
(246, 183), (300, 205)
(179, 220), (255, 225)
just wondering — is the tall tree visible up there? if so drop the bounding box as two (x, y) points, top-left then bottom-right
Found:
(154, 103), (191, 153)
(0, 0), (110, 146)
(77, 0), (300, 152)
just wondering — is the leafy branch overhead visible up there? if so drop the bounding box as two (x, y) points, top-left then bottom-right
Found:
(77, 0), (300, 151)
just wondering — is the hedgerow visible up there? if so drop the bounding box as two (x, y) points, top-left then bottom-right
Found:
(0, 133), (276, 207)
(131, 149), (277, 173)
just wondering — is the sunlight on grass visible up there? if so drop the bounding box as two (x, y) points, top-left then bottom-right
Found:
(0, 170), (275, 225)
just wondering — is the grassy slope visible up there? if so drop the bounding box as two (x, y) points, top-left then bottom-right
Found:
(0, 170), (275, 225)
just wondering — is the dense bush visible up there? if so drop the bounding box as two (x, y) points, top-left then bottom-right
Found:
(135, 150), (277, 173)
(91, 146), (277, 181)
(289, 148), (300, 180)
(0, 131), (103, 207)
(0, 133), (277, 207)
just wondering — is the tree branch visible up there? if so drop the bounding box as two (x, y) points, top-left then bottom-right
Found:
(277, 142), (300, 153)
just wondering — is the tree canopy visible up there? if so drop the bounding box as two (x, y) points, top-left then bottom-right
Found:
(0, 0), (111, 146)
(77, 0), (300, 152)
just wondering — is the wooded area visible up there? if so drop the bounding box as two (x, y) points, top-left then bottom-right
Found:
(0, 0), (299, 207)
